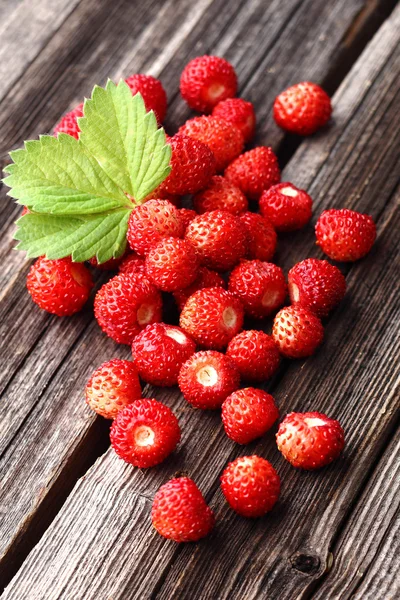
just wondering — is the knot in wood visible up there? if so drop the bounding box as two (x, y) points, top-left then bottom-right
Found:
(290, 551), (321, 575)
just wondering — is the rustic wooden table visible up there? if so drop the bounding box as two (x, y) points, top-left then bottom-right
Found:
(1, 0), (399, 598)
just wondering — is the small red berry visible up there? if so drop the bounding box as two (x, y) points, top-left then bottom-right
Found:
(152, 477), (215, 542)
(179, 208), (198, 231)
(276, 412), (345, 470)
(173, 267), (226, 311)
(145, 237), (200, 292)
(118, 253), (146, 276)
(185, 210), (247, 272)
(85, 359), (142, 419)
(315, 208), (376, 261)
(260, 182), (312, 231)
(229, 260), (287, 318)
(274, 82), (331, 136)
(178, 350), (240, 409)
(180, 287), (244, 350)
(239, 212), (277, 262)
(272, 305), (324, 358)
(180, 55), (237, 113)
(53, 103), (84, 139)
(222, 388), (279, 444)
(225, 146), (280, 200)
(110, 398), (180, 467)
(125, 74), (167, 123)
(221, 455), (280, 517)
(288, 258), (346, 317)
(27, 256), (93, 316)
(226, 330), (280, 382)
(127, 200), (184, 257)
(193, 175), (248, 215)
(131, 323), (196, 387)
(212, 98), (256, 143)
(179, 116), (244, 172)
(94, 273), (163, 345)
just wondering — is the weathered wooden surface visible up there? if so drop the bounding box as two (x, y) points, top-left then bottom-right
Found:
(2, 1), (399, 597)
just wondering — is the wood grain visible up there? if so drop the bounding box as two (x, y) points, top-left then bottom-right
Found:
(2, 3), (399, 598)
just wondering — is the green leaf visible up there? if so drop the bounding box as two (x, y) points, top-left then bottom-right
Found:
(78, 80), (171, 203)
(14, 210), (130, 263)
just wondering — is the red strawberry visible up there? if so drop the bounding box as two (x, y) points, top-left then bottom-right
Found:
(224, 146), (280, 200)
(288, 258), (346, 317)
(53, 103), (84, 139)
(152, 477), (215, 542)
(94, 273), (163, 345)
(193, 175), (248, 215)
(178, 350), (240, 409)
(179, 116), (243, 172)
(125, 74), (167, 123)
(273, 81), (331, 136)
(142, 183), (180, 206)
(276, 411), (345, 469)
(239, 212), (277, 262)
(222, 388), (279, 444)
(229, 260), (287, 318)
(118, 253), (146, 276)
(145, 237), (200, 292)
(315, 208), (376, 261)
(161, 134), (216, 195)
(131, 323), (196, 387)
(27, 256), (93, 316)
(221, 455), (280, 517)
(173, 267), (226, 311)
(185, 210), (247, 272)
(272, 305), (323, 358)
(260, 182), (312, 231)
(110, 398), (180, 467)
(212, 98), (256, 143)
(226, 330), (280, 382)
(127, 199), (184, 257)
(179, 208), (198, 231)
(85, 359), (142, 419)
(180, 55), (237, 113)
(180, 287), (244, 350)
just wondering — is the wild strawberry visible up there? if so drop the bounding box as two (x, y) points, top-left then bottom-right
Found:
(125, 74), (167, 123)
(272, 305), (323, 358)
(260, 182), (312, 231)
(288, 258), (346, 317)
(152, 477), (215, 542)
(161, 134), (216, 195)
(180, 55), (237, 113)
(53, 103), (83, 139)
(212, 98), (256, 142)
(273, 81), (331, 136)
(131, 323), (196, 387)
(118, 253), (146, 276)
(94, 273), (162, 345)
(222, 388), (279, 444)
(229, 260), (286, 318)
(85, 359), (142, 419)
(127, 199), (184, 257)
(142, 183), (180, 206)
(179, 116), (244, 172)
(26, 256), (93, 316)
(185, 210), (247, 272)
(110, 398), (180, 467)
(173, 267), (226, 311)
(239, 212), (277, 262)
(180, 287), (244, 350)
(276, 411), (345, 469)
(225, 146), (280, 200)
(145, 237), (200, 292)
(221, 455), (280, 517)
(315, 208), (376, 262)
(179, 208), (197, 231)
(226, 330), (280, 382)
(193, 175), (248, 215)
(178, 350), (240, 409)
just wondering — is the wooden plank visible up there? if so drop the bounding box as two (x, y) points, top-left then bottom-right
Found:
(311, 427), (400, 599)
(3, 5), (399, 599)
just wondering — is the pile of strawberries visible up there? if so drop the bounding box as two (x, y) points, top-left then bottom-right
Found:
(25, 56), (376, 542)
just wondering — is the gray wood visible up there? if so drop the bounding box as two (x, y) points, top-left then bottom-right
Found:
(2, 3), (399, 599)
